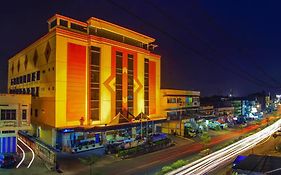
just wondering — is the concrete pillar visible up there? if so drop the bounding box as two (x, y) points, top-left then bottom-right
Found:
(132, 127), (136, 139)
(101, 132), (107, 144)
(51, 128), (56, 147)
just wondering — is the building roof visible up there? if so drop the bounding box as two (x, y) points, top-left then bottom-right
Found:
(48, 14), (155, 44)
(161, 89), (200, 97)
(233, 154), (281, 174)
(87, 17), (155, 44)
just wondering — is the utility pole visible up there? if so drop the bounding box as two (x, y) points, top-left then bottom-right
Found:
(140, 112), (143, 138)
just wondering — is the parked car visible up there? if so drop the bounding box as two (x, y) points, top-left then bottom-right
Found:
(208, 121), (227, 130)
(0, 153), (17, 168)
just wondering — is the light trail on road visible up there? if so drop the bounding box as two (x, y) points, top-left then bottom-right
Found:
(168, 119), (281, 175)
(18, 138), (35, 168)
(16, 144), (25, 168)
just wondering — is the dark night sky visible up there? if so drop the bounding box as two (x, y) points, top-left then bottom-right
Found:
(1, 0), (281, 96)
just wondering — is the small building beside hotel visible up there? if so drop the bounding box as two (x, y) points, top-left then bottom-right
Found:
(160, 89), (200, 136)
(0, 94), (31, 153)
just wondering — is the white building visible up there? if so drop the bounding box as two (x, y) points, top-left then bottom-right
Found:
(0, 94), (31, 154)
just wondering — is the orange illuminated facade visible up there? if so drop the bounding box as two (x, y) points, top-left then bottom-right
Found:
(7, 14), (162, 147)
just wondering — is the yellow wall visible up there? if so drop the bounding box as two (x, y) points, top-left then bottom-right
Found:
(39, 126), (53, 146)
(98, 44), (112, 125)
(161, 121), (184, 136)
(8, 32), (56, 128)
(55, 34), (88, 127)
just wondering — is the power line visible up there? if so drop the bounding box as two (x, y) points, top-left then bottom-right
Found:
(105, 0), (273, 89)
(191, 0), (281, 88)
(144, 0), (276, 89)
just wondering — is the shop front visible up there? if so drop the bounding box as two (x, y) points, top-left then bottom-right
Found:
(56, 119), (165, 153)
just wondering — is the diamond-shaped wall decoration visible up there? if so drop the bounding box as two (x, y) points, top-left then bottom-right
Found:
(11, 63), (14, 75)
(44, 42), (51, 63)
(33, 49), (38, 66)
(17, 60), (20, 72)
(24, 55), (28, 70)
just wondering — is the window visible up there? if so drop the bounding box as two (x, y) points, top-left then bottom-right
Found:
(91, 89), (99, 100)
(89, 27), (146, 49)
(20, 76), (23, 84)
(128, 58), (133, 70)
(50, 19), (57, 29)
(91, 48), (100, 66)
(27, 74), (31, 82)
(70, 23), (87, 33)
(144, 58), (149, 114)
(0, 110), (16, 120)
(37, 71), (40, 80)
(127, 54), (134, 114)
(31, 87), (35, 96)
(116, 55), (123, 68)
(1, 110), (4, 120)
(35, 109), (38, 117)
(22, 109), (27, 120)
(91, 109), (99, 121)
(36, 87), (39, 97)
(59, 19), (68, 27)
(2, 130), (15, 134)
(23, 75), (27, 83)
(32, 72), (36, 81)
(90, 46), (101, 121)
(90, 71), (99, 83)
(27, 88), (30, 94)
(116, 51), (123, 115)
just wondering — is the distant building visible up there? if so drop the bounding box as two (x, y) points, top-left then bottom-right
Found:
(7, 14), (163, 151)
(214, 106), (234, 117)
(199, 105), (214, 116)
(160, 89), (200, 136)
(230, 100), (242, 116)
(0, 94), (31, 154)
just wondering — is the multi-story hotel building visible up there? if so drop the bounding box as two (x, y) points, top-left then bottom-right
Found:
(0, 94), (31, 153)
(7, 14), (162, 151)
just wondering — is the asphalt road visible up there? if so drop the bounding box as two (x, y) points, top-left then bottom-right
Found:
(0, 139), (53, 175)
(17, 139), (34, 169)
(168, 118), (281, 174)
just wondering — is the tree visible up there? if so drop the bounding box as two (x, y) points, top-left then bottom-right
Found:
(79, 155), (99, 175)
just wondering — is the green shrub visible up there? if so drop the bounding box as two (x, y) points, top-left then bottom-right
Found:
(215, 125), (221, 131)
(160, 166), (173, 174)
(171, 160), (187, 169)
